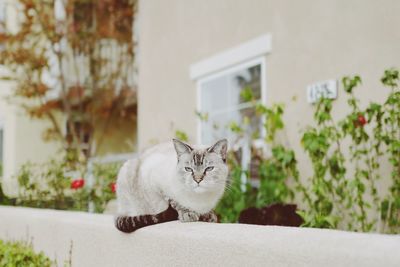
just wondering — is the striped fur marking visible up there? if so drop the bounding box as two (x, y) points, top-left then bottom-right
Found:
(192, 151), (205, 166)
(115, 205), (178, 233)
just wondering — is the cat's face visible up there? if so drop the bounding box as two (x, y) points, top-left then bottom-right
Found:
(173, 139), (229, 193)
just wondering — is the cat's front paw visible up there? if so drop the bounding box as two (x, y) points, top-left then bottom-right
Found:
(178, 211), (200, 222)
(199, 211), (218, 223)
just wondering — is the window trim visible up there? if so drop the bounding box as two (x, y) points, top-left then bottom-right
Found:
(189, 34), (271, 80)
(196, 56), (267, 144)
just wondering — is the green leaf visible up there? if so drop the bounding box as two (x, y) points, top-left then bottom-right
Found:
(240, 87), (254, 102)
(175, 130), (189, 142)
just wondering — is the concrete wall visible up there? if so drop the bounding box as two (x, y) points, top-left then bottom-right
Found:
(0, 206), (399, 267)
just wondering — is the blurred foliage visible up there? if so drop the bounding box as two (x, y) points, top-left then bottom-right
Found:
(240, 87), (255, 102)
(3, 160), (120, 213)
(174, 130), (189, 142)
(215, 68), (400, 234)
(301, 69), (400, 233)
(0, 239), (53, 267)
(91, 162), (120, 213)
(0, 182), (15, 206)
(0, 0), (137, 167)
(215, 104), (306, 224)
(215, 164), (255, 223)
(195, 111), (209, 122)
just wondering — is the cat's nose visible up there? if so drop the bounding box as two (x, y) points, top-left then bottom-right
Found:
(193, 175), (204, 184)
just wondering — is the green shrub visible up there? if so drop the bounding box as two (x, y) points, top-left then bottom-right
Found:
(0, 240), (53, 267)
(215, 104), (306, 223)
(215, 164), (255, 223)
(9, 160), (120, 213)
(215, 68), (400, 234)
(298, 69), (400, 233)
(91, 163), (120, 213)
(0, 183), (15, 206)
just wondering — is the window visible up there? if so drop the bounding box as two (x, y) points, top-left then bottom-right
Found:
(190, 34), (271, 145)
(191, 34), (271, 184)
(197, 58), (266, 145)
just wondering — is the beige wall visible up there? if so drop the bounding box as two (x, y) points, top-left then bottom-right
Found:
(138, 0), (400, 191)
(94, 117), (137, 156)
(0, 81), (62, 196)
(0, 1), (63, 196)
(138, 0), (400, 143)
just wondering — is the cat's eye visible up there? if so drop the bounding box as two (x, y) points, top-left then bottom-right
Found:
(185, 167), (193, 172)
(205, 166), (214, 172)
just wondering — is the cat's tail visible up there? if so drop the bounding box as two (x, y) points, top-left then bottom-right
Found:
(115, 204), (178, 233)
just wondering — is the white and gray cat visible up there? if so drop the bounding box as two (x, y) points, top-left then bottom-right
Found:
(115, 138), (228, 233)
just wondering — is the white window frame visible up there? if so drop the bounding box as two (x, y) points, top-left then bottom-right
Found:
(196, 57), (267, 144)
(190, 34), (272, 145)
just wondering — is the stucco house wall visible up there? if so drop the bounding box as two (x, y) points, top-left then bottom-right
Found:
(137, 0), (400, 199)
(0, 2), (62, 195)
(138, 0), (400, 149)
(0, 80), (62, 196)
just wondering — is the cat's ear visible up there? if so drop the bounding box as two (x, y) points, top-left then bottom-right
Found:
(207, 139), (228, 162)
(172, 139), (193, 158)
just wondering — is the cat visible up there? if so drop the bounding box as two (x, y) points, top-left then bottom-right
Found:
(115, 138), (229, 233)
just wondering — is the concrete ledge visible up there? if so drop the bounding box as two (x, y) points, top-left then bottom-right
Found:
(0, 206), (399, 267)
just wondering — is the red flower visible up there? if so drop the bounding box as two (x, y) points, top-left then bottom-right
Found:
(356, 114), (367, 127)
(110, 182), (117, 193)
(71, 178), (85, 190)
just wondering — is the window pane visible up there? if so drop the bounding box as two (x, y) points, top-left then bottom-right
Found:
(200, 64), (261, 114)
(237, 107), (262, 137)
(200, 75), (230, 113)
(201, 107), (262, 145)
(199, 62), (263, 144)
(201, 112), (232, 145)
(230, 64), (261, 106)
